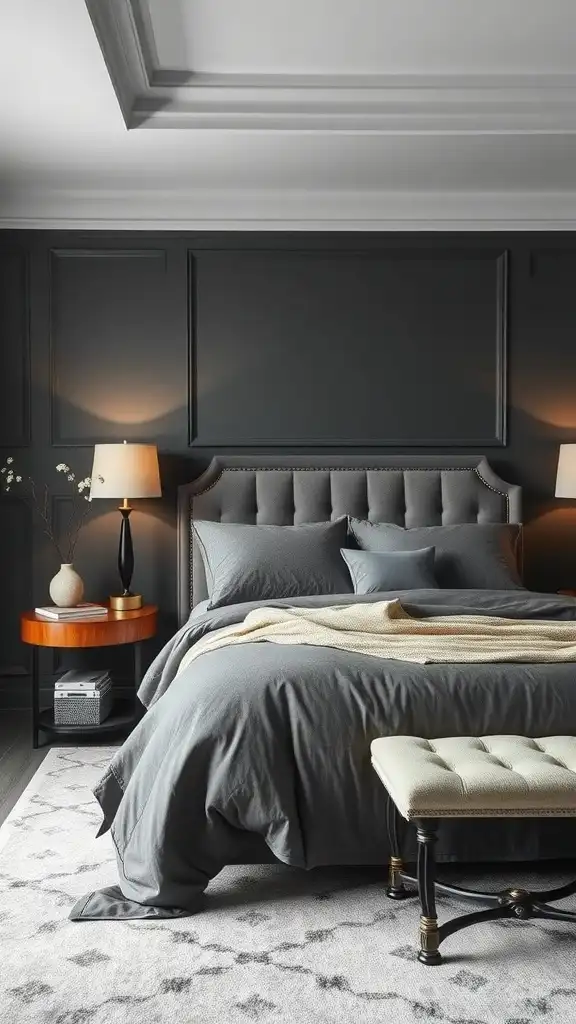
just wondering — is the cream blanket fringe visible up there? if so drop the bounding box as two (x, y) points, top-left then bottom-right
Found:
(177, 600), (576, 675)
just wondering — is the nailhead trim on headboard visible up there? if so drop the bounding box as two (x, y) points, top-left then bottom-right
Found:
(473, 467), (510, 519)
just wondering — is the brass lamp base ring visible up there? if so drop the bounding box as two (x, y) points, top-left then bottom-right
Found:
(110, 593), (143, 611)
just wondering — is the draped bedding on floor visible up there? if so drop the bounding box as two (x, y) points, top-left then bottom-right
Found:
(71, 589), (576, 921)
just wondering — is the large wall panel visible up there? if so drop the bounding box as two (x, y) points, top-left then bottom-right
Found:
(189, 248), (507, 447)
(49, 248), (188, 446)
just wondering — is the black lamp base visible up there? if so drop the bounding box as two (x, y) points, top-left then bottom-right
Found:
(112, 503), (143, 611)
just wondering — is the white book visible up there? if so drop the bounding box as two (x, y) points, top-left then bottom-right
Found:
(55, 670), (111, 691)
(35, 603), (108, 620)
(54, 685), (112, 699)
(54, 681), (111, 691)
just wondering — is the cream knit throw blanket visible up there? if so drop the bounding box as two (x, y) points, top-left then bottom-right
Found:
(177, 599), (576, 675)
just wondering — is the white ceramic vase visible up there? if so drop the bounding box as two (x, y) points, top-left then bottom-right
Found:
(49, 563), (84, 608)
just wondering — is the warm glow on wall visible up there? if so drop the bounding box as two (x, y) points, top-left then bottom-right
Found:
(55, 382), (182, 426)
(536, 402), (576, 431)
(513, 383), (576, 431)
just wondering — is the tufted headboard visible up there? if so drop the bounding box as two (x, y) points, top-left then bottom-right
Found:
(177, 455), (522, 624)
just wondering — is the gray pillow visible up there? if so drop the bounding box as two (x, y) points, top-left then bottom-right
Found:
(341, 546), (438, 595)
(348, 520), (523, 591)
(194, 518), (352, 609)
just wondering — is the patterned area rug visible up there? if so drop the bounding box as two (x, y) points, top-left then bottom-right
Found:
(1, 748), (576, 1024)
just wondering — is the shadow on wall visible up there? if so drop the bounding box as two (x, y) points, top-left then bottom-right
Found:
(524, 506), (576, 593)
(505, 405), (574, 500)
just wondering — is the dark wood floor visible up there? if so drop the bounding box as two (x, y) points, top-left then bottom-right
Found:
(0, 712), (47, 827)
(0, 712), (124, 828)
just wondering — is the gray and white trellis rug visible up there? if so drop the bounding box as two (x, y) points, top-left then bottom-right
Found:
(1, 746), (576, 1023)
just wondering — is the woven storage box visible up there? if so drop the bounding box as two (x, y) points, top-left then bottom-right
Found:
(54, 686), (113, 726)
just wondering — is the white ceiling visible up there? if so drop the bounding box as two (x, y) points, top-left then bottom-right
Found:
(1, 0), (576, 228)
(148, 0), (576, 76)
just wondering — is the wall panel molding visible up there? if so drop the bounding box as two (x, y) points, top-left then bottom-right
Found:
(494, 251), (508, 446)
(48, 247), (174, 447)
(187, 252), (197, 447)
(0, 248), (31, 447)
(0, 497), (32, 685)
(187, 247), (508, 448)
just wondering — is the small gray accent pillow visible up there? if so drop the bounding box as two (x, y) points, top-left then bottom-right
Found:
(194, 518), (352, 609)
(341, 547), (438, 595)
(348, 520), (523, 591)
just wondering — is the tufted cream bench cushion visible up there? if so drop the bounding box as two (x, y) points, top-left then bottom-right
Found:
(371, 735), (576, 819)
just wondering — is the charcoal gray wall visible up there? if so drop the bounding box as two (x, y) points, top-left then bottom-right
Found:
(1, 231), (575, 709)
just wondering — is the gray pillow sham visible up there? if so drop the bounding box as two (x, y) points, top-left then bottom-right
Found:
(194, 518), (352, 609)
(341, 546), (438, 595)
(348, 520), (523, 591)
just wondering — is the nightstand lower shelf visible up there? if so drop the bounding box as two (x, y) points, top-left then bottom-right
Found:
(38, 698), (137, 738)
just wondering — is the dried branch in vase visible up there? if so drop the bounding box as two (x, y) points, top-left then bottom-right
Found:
(0, 458), (103, 564)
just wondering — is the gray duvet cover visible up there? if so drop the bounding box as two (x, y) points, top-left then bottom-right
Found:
(72, 590), (576, 921)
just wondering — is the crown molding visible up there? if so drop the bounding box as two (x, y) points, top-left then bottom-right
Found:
(3, 187), (576, 230)
(84, 0), (576, 133)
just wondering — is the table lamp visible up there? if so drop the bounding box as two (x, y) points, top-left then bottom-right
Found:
(556, 444), (576, 500)
(90, 442), (161, 610)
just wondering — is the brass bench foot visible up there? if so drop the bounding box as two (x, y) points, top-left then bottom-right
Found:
(387, 855), (410, 900)
(417, 949), (443, 966)
(418, 914), (442, 965)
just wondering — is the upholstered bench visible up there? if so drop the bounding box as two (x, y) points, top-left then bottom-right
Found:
(371, 735), (576, 965)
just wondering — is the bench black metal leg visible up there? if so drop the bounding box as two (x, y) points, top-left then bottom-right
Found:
(416, 819), (442, 965)
(531, 901), (576, 924)
(382, 814), (576, 966)
(386, 796), (409, 900)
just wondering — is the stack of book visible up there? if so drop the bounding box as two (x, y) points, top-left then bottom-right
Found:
(54, 669), (113, 726)
(35, 603), (108, 621)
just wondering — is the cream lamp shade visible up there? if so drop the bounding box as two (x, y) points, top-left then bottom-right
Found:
(90, 443), (161, 500)
(555, 444), (576, 499)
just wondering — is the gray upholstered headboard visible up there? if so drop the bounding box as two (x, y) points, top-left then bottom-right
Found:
(177, 455), (522, 624)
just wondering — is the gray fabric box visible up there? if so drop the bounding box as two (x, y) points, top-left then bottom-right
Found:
(54, 683), (113, 725)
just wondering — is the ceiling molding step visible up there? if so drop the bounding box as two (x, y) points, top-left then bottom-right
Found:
(84, 0), (576, 134)
(3, 188), (576, 230)
(84, 0), (149, 128)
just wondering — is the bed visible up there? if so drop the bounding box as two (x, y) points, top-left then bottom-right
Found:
(72, 456), (576, 921)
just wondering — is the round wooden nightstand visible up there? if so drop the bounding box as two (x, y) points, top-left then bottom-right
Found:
(20, 605), (157, 748)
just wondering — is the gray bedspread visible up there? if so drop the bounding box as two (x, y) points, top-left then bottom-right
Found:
(71, 590), (576, 921)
